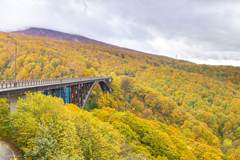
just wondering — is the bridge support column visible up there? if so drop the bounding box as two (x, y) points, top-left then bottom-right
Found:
(80, 84), (83, 107)
(68, 81), (109, 109)
(77, 85), (80, 107)
(83, 84), (86, 99)
(7, 95), (26, 114)
(41, 88), (69, 104)
(105, 79), (109, 86)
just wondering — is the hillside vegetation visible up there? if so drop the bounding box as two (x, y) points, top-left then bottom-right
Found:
(13, 27), (142, 54)
(0, 31), (240, 159)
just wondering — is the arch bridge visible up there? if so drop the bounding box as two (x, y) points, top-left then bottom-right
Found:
(0, 77), (111, 113)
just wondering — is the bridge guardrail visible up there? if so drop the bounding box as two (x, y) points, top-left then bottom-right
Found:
(0, 77), (110, 89)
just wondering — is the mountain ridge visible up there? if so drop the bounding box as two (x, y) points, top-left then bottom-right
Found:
(12, 27), (189, 63)
(12, 27), (151, 55)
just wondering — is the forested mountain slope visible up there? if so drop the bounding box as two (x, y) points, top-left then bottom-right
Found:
(0, 31), (240, 159)
(13, 27), (151, 55)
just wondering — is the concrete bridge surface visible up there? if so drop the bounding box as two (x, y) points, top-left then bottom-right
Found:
(0, 77), (111, 113)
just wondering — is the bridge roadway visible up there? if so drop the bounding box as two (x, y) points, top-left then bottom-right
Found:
(0, 77), (111, 112)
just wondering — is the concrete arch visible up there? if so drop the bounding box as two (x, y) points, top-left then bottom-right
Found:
(79, 80), (111, 109)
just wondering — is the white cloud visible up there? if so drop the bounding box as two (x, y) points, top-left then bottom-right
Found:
(0, 0), (240, 67)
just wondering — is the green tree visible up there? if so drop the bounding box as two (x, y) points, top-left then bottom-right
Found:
(0, 98), (10, 139)
(11, 92), (83, 159)
(85, 93), (99, 111)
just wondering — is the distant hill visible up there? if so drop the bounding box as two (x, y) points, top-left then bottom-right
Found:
(13, 27), (149, 55)
(12, 27), (182, 62)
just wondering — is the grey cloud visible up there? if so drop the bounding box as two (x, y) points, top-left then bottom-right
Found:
(0, 0), (240, 66)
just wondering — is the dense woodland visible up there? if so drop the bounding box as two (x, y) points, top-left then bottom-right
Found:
(0, 31), (240, 159)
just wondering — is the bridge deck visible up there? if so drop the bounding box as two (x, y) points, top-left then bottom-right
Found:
(0, 77), (111, 98)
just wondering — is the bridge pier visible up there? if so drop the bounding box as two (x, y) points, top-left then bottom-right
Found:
(42, 88), (70, 104)
(7, 95), (26, 114)
(69, 82), (95, 109)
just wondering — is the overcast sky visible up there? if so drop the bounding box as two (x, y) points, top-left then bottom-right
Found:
(1, 0), (240, 66)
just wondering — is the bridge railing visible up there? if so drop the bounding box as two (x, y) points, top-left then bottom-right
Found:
(0, 77), (111, 89)
(0, 79), (56, 89)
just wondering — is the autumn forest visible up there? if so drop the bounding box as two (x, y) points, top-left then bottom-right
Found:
(0, 30), (240, 159)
